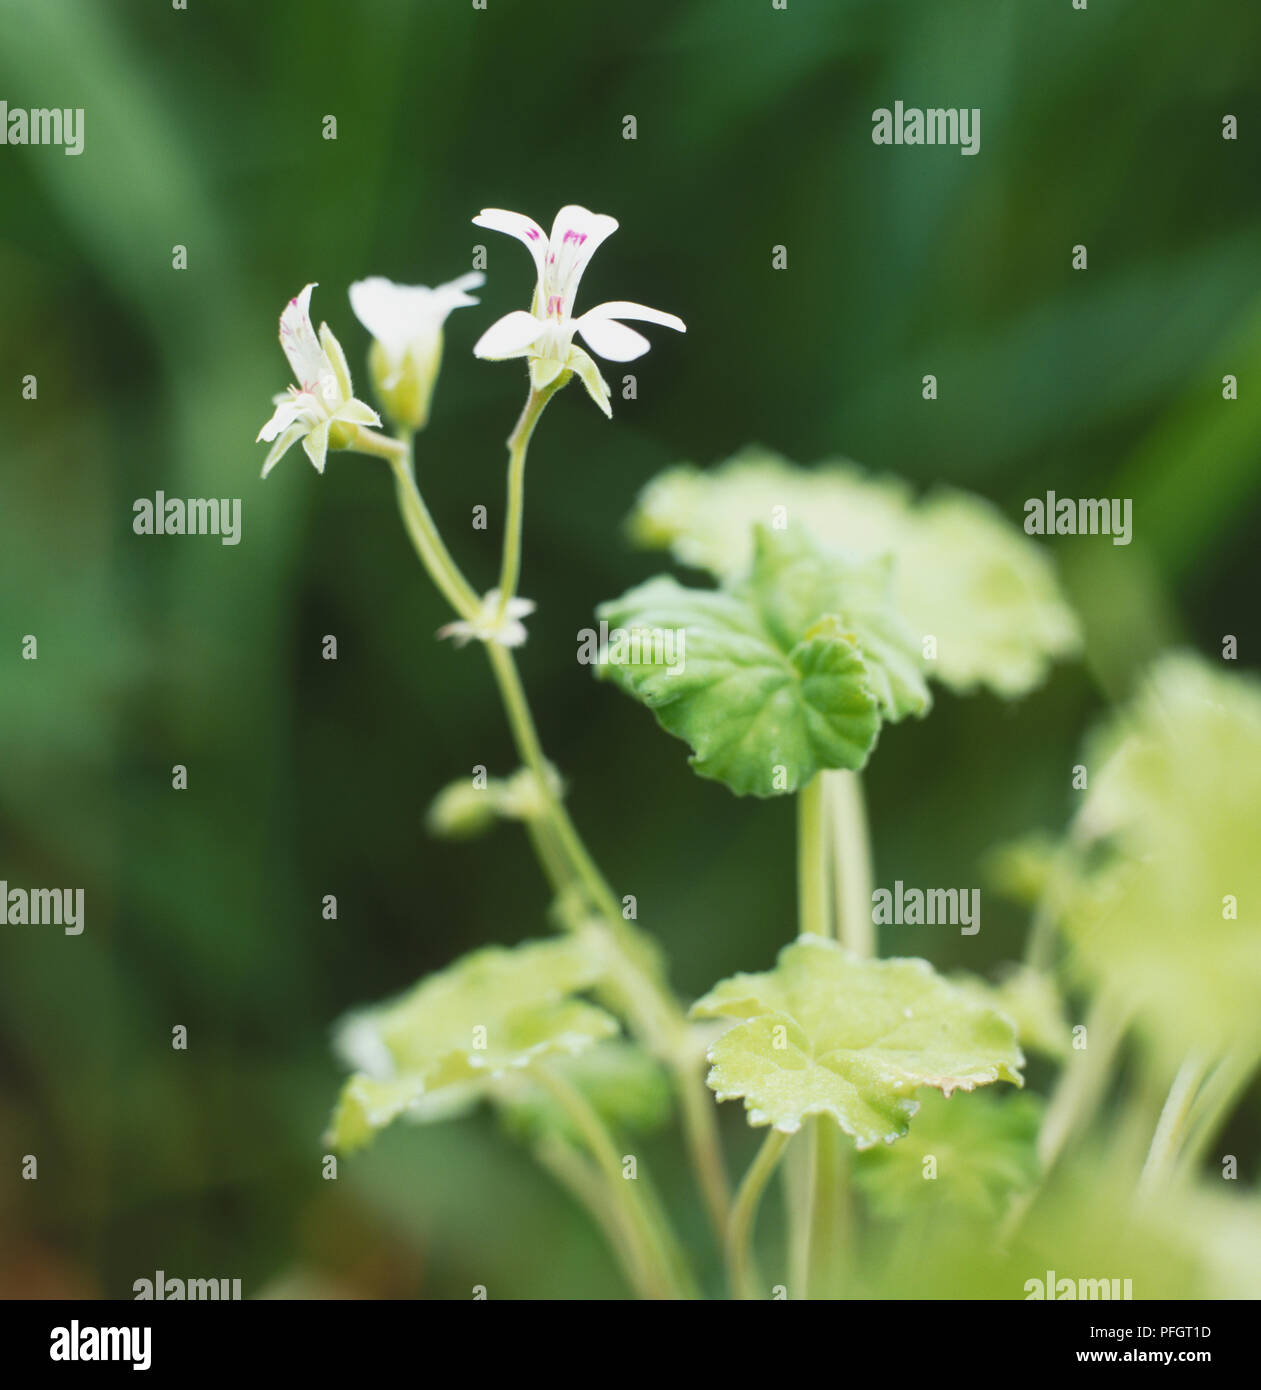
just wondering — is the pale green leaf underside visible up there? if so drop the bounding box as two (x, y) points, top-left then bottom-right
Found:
(328, 938), (618, 1153)
(691, 935), (1024, 1145)
(630, 449), (1079, 698)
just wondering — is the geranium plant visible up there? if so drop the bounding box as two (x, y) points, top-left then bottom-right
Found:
(257, 206), (1260, 1300)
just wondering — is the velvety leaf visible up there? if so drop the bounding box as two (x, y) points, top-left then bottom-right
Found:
(691, 935), (1024, 1144)
(595, 571), (881, 796)
(629, 448), (1079, 698)
(328, 938), (617, 1152)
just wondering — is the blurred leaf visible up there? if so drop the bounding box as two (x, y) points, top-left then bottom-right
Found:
(328, 938), (618, 1153)
(854, 1089), (1042, 1221)
(1062, 653), (1261, 1065)
(691, 935), (1024, 1143)
(497, 1041), (672, 1147)
(630, 449), (1080, 697)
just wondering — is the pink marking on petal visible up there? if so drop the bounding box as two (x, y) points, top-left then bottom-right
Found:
(525, 228), (540, 240)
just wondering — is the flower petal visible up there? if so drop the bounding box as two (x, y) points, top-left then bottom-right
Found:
(260, 423), (306, 478)
(436, 270), (486, 305)
(349, 275), (479, 359)
(543, 206), (618, 318)
(567, 345), (612, 419)
(256, 395), (305, 443)
(473, 310), (544, 360)
(320, 322), (354, 403)
(335, 396), (382, 429)
(579, 300), (686, 334)
(349, 277), (411, 354)
(574, 314), (652, 362)
(279, 284), (333, 396)
(303, 420), (331, 473)
(473, 209), (548, 285)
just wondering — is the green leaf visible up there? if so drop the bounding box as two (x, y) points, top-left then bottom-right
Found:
(629, 448), (1079, 698)
(594, 524), (930, 796)
(983, 831), (1060, 907)
(746, 525), (930, 720)
(854, 1089), (1043, 1220)
(497, 1041), (673, 1147)
(1061, 653), (1261, 1064)
(327, 937), (618, 1153)
(952, 966), (1073, 1061)
(690, 935), (1024, 1145)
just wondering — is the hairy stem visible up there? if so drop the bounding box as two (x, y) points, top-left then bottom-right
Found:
(387, 432), (730, 1245)
(797, 774), (830, 940)
(1138, 1054), (1212, 1197)
(1173, 1049), (1257, 1185)
(495, 383), (559, 623)
(530, 1063), (690, 1299)
(1002, 990), (1129, 1241)
(825, 770), (873, 956)
(727, 1128), (791, 1300)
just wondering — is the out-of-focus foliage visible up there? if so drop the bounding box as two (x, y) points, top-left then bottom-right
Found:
(1060, 654), (1261, 1068)
(632, 449), (1081, 697)
(0, 0), (1258, 1300)
(329, 938), (616, 1153)
(853, 1089), (1042, 1220)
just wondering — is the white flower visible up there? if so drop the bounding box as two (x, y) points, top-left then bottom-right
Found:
(471, 205), (685, 417)
(349, 272), (484, 430)
(438, 590), (536, 649)
(256, 283), (381, 477)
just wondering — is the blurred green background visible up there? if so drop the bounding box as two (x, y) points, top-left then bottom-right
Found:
(1, 0), (1258, 1299)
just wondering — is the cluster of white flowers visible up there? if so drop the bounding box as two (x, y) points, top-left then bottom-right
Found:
(257, 204), (685, 649)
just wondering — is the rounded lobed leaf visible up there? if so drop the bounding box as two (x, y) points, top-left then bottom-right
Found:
(628, 448), (1080, 699)
(691, 935), (1024, 1145)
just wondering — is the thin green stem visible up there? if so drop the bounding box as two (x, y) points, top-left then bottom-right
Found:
(1036, 991), (1128, 1174)
(484, 639), (731, 1236)
(1139, 1054), (1212, 1197)
(727, 1129), (791, 1300)
(825, 770), (873, 956)
(784, 1126), (815, 1299)
(1002, 990), (1130, 1242)
(1173, 1049), (1257, 1185)
(797, 774), (830, 940)
(791, 772), (868, 1301)
(530, 1062), (692, 1299)
(495, 384), (558, 623)
(388, 454), (481, 620)
(531, 1132), (640, 1281)
(806, 1117), (846, 1300)
(385, 432), (730, 1246)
